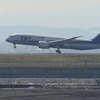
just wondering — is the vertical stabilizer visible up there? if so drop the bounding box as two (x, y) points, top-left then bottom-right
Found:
(92, 33), (100, 43)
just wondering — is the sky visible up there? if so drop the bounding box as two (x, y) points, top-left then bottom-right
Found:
(0, 0), (100, 28)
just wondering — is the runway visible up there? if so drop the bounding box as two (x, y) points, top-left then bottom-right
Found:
(0, 54), (100, 99)
(0, 67), (99, 78)
(0, 88), (100, 100)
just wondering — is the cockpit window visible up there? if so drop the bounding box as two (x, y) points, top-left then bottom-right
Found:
(9, 36), (13, 38)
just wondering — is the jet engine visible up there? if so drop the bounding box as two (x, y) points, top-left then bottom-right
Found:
(38, 41), (50, 49)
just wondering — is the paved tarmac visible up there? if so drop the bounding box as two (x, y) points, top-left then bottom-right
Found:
(0, 54), (100, 100)
(0, 88), (100, 100)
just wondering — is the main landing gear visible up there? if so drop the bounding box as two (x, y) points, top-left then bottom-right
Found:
(56, 48), (61, 54)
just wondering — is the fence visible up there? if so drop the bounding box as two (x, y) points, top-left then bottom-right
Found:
(0, 59), (100, 67)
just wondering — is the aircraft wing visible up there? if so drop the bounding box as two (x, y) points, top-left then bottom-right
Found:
(49, 35), (82, 44)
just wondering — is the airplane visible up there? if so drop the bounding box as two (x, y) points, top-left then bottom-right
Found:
(6, 33), (100, 54)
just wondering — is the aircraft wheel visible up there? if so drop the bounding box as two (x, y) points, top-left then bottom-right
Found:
(56, 50), (61, 54)
(14, 45), (16, 48)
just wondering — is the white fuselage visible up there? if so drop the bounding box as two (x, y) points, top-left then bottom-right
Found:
(6, 34), (64, 45)
(6, 34), (100, 50)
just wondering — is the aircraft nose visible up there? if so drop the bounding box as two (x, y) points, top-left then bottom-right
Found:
(5, 38), (9, 42)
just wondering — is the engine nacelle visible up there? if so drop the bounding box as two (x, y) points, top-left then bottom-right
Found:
(38, 41), (50, 49)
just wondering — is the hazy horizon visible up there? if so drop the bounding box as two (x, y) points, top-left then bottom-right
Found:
(0, 25), (100, 41)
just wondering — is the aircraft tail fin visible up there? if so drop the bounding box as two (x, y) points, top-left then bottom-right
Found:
(92, 33), (100, 43)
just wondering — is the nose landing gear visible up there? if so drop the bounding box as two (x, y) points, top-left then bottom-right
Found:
(13, 44), (16, 48)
